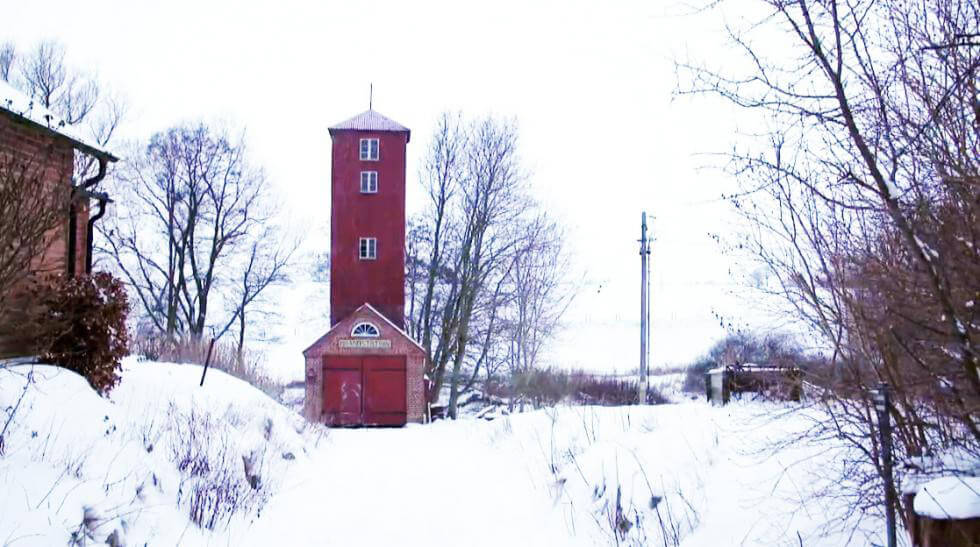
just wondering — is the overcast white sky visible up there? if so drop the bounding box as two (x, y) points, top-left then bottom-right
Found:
(7, 0), (776, 372)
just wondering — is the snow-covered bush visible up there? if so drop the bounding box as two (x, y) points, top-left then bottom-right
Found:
(36, 272), (130, 395)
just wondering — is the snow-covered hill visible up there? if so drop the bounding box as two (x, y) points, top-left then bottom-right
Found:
(2, 359), (892, 546)
(0, 358), (316, 545)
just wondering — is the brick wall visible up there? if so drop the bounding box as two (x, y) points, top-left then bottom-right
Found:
(304, 305), (427, 424)
(0, 112), (80, 357)
(0, 113), (79, 277)
(329, 130), (409, 328)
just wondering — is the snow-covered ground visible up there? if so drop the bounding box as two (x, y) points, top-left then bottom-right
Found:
(1, 359), (912, 546)
(0, 358), (316, 545)
(241, 403), (890, 546)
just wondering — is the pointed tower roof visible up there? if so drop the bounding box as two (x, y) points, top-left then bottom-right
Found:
(328, 109), (410, 141)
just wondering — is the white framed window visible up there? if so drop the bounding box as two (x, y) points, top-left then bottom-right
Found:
(359, 138), (379, 161)
(351, 322), (380, 338)
(359, 237), (377, 260)
(360, 171), (378, 193)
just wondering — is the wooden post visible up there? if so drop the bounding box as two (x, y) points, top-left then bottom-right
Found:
(199, 337), (217, 387)
(874, 382), (897, 547)
(721, 369), (731, 404)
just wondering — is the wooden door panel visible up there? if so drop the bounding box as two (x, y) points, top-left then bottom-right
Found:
(363, 356), (406, 426)
(323, 356), (362, 425)
(322, 355), (407, 426)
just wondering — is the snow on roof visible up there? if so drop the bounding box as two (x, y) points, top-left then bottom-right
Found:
(707, 364), (797, 374)
(328, 109), (410, 140)
(0, 79), (117, 161)
(913, 476), (980, 519)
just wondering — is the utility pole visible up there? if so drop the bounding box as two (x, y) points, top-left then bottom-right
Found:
(639, 212), (651, 404)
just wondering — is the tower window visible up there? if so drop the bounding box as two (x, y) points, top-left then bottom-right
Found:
(351, 322), (380, 338)
(359, 237), (377, 260)
(360, 171), (378, 193)
(359, 138), (379, 161)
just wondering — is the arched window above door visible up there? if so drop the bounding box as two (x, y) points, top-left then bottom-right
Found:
(351, 322), (380, 338)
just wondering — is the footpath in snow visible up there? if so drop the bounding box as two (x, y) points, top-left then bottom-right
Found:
(1, 359), (894, 546)
(242, 403), (886, 546)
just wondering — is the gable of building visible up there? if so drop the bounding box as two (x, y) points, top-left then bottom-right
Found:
(303, 303), (425, 358)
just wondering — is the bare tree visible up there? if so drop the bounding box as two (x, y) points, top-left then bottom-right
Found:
(447, 117), (529, 418)
(0, 42), (14, 82)
(405, 218), (430, 340)
(222, 229), (295, 353)
(5, 40), (125, 182)
(101, 123), (292, 344)
(409, 113), (576, 418)
(413, 112), (465, 356)
(18, 41), (97, 124)
(677, 0), (979, 534)
(503, 214), (573, 377)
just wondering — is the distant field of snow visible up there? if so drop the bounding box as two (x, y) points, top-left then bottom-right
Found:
(2, 358), (902, 546)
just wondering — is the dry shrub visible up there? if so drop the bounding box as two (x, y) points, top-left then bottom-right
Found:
(169, 404), (269, 530)
(132, 333), (282, 399)
(682, 332), (814, 394)
(503, 367), (669, 408)
(35, 272), (130, 395)
(574, 373), (671, 406)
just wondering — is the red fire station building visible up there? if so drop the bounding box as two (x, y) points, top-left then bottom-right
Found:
(303, 109), (426, 426)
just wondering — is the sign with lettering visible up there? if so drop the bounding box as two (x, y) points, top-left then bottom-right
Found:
(339, 338), (392, 350)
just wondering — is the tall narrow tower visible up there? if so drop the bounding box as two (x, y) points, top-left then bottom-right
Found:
(328, 109), (411, 328)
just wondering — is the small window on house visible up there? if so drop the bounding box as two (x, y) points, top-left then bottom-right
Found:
(351, 322), (380, 338)
(359, 237), (377, 260)
(360, 171), (378, 193)
(359, 138), (379, 161)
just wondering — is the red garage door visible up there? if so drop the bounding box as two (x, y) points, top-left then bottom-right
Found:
(323, 355), (406, 426)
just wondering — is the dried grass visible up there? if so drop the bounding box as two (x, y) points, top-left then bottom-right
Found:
(132, 334), (283, 400)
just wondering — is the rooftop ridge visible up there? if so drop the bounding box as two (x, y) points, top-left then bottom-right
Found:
(328, 109), (410, 141)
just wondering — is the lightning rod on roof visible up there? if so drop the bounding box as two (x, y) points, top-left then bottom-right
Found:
(369, 83), (373, 110)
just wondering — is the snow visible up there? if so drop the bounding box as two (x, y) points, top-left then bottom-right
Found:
(3, 357), (896, 546)
(242, 402), (887, 546)
(241, 421), (586, 546)
(913, 477), (980, 520)
(0, 79), (115, 158)
(0, 358), (314, 545)
(883, 179), (900, 200)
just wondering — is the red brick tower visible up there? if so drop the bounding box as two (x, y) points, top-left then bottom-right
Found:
(327, 109), (410, 328)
